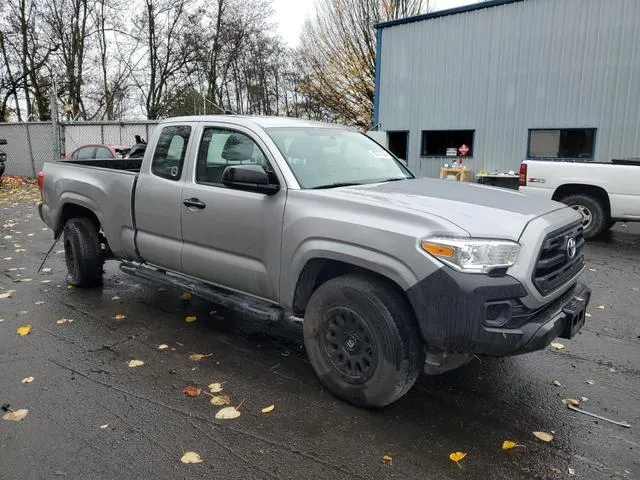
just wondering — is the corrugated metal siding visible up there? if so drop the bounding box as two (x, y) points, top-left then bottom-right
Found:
(378, 0), (640, 178)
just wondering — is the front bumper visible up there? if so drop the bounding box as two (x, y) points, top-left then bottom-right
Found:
(406, 267), (591, 357)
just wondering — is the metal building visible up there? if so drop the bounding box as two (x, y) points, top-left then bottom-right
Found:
(373, 0), (640, 179)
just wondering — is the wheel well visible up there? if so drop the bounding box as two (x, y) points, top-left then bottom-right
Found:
(58, 204), (101, 236)
(552, 184), (611, 217)
(292, 258), (408, 315)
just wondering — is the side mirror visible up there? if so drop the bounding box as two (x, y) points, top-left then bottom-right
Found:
(222, 164), (279, 195)
(0, 139), (7, 145)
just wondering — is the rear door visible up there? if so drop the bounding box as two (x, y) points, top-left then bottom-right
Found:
(180, 123), (285, 302)
(134, 124), (193, 271)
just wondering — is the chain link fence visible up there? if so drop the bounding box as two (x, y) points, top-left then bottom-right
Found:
(0, 121), (158, 178)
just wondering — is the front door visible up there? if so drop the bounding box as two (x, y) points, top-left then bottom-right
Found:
(180, 124), (285, 302)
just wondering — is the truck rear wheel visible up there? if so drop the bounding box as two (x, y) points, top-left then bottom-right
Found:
(63, 217), (104, 287)
(560, 194), (606, 239)
(303, 274), (423, 407)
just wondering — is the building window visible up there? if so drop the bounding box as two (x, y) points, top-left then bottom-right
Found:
(421, 130), (474, 157)
(528, 129), (596, 159)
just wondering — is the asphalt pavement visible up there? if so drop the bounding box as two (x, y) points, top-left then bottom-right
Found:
(1, 180), (639, 480)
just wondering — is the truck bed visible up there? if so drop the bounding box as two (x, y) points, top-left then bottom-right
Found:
(39, 160), (139, 259)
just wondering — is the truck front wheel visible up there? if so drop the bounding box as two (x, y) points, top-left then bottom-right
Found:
(560, 194), (606, 239)
(63, 217), (104, 287)
(303, 274), (423, 407)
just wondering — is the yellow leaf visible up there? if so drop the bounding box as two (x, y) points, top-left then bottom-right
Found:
(17, 324), (31, 336)
(180, 451), (203, 464)
(208, 382), (223, 393)
(0, 290), (15, 299)
(550, 342), (564, 350)
(215, 406), (241, 420)
(261, 404), (275, 414)
(189, 353), (212, 361)
(552, 380), (562, 386)
(21, 376), (34, 384)
(382, 454), (393, 464)
(181, 291), (192, 301)
(158, 344), (169, 350)
(56, 318), (72, 324)
(597, 305), (604, 310)
(502, 440), (524, 450)
(66, 285), (73, 289)
(127, 359), (144, 368)
(585, 379), (595, 385)
(185, 315), (197, 323)
(35, 301), (44, 305)
(532, 431), (554, 442)
(449, 451), (466, 468)
(100, 424), (109, 429)
(210, 395), (230, 406)
(2, 408), (29, 421)
(114, 313), (126, 320)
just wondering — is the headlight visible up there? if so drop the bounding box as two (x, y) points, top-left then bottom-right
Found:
(421, 237), (520, 274)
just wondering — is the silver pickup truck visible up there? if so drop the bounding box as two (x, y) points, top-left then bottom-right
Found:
(39, 116), (591, 407)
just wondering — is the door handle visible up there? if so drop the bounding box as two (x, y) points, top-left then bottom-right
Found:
(183, 198), (206, 209)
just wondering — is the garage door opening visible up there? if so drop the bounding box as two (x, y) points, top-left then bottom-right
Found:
(387, 131), (408, 160)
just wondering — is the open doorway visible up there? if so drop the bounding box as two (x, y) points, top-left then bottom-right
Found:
(387, 131), (408, 160)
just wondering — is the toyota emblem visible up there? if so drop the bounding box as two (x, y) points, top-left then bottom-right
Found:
(566, 237), (577, 259)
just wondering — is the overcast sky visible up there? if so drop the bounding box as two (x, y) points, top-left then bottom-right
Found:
(272, 0), (481, 46)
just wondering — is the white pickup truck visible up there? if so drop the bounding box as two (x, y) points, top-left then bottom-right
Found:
(519, 159), (640, 238)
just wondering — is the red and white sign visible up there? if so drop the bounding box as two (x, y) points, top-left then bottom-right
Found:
(458, 144), (470, 156)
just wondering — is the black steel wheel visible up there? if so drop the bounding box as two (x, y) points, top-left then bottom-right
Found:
(303, 274), (423, 408)
(63, 217), (104, 287)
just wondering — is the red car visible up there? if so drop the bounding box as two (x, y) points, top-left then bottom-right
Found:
(63, 144), (131, 161)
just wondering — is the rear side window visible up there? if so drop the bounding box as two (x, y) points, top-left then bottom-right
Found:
(95, 146), (113, 159)
(151, 126), (191, 180)
(76, 147), (95, 160)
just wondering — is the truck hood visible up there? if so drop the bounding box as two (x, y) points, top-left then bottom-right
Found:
(320, 177), (567, 241)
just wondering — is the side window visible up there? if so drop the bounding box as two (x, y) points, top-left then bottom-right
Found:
(151, 125), (191, 181)
(95, 146), (113, 159)
(76, 147), (95, 160)
(196, 128), (272, 186)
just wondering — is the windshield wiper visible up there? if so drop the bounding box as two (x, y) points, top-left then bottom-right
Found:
(310, 182), (364, 189)
(374, 177), (408, 183)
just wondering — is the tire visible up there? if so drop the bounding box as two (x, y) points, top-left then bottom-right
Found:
(63, 217), (104, 287)
(560, 194), (607, 239)
(303, 274), (423, 408)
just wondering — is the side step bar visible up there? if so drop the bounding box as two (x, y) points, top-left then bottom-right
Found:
(119, 262), (302, 324)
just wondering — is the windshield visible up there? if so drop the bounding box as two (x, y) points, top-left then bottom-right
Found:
(265, 127), (413, 189)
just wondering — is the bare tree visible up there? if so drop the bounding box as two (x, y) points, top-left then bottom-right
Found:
(299, 0), (429, 129)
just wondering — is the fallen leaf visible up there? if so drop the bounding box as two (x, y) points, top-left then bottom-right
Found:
(18, 278), (32, 282)
(550, 342), (564, 350)
(210, 395), (230, 406)
(585, 313), (592, 318)
(3, 257), (12, 260)
(449, 451), (466, 468)
(40, 268), (51, 273)
(17, 324), (31, 336)
(562, 398), (580, 407)
(158, 344), (169, 350)
(261, 404), (275, 414)
(21, 376), (34, 384)
(113, 313), (126, 320)
(189, 353), (212, 361)
(597, 305), (605, 310)
(0, 290), (15, 299)
(66, 285), (72, 289)
(208, 383), (223, 393)
(382, 455), (393, 464)
(585, 379), (595, 385)
(56, 318), (72, 324)
(182, 385), (202, 397)
(180, 451), (203, 464)
(568, 467), (575, 475)
(100, 424), (109, 429)
(532, 431), (554, 442)
(502, 440), (524, 450)
(181, 291), (192, 301)
(35, 301), (45, 305)
(127, 359), (144, 368)
(580, 396), (589, 402)
(550, 467), (562, 475)
(111, 296), (120, 300)
(588, 268), (597, 272)
(215, 406), (241, 420)
(2, 408), (29, 421)
(185, 315), (197, 323)
(552, 380), (561, 387)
